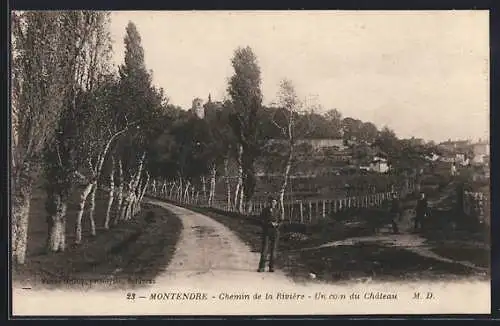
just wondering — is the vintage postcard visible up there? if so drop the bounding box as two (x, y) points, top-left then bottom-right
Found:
(10, 10), (490, 316)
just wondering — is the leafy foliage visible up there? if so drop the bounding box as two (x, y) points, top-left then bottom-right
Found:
(227, 46), (264, 202)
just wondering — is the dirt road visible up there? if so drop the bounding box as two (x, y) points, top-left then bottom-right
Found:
(147, 199), (296, 289)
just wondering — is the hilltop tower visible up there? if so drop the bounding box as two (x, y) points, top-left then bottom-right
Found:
(192, 97), (205, 119)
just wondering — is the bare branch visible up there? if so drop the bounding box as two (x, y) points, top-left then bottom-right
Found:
(271, 119), (288, 137)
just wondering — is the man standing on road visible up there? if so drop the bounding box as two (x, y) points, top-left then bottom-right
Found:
(414, 192), (430, 232)
(258, 195), (283, 273)
(389, 193), (402, 234)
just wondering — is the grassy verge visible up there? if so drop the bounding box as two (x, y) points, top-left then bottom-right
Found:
(430, 246), (489, 269)
(280, 243), (482, 284)
(14, 188), (182, 290)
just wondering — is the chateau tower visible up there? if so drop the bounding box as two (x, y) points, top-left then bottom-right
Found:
(192, 98), (205, 119)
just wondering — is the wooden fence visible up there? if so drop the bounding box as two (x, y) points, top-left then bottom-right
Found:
(150, 188), (398, 224)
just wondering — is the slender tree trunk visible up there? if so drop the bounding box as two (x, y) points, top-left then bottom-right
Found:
(279, 144), (294, 221)
(134, 172), (149, 215)
(124, 198), (132, 221)
(134, 179), (142, 215)
(183, 181), (190, 203)
(46, 192), (67, 252)
(224, 158), (231, 211)
(139, 172), (150, 204)
(131, 153), (146, 216)
(235, 145), (244, 211)
(238, 182), (245, 213)
(121, 193), (128, 221)
(121, 153), (145, 221)
(88, 182), (97, 236)
(104, 158), (115, 229)
(151, 179), (157, 196)
(75, 182), (93, 244)
(233, 184), (240, 209)
(12, 170), (32, 264)
(202, 176), (207, 202)
(131, 176), (141, 216)
(114, 159), (124, 225)
(125, 184), (137, 220)
(169, 182), (175, 199)
(209, 164), (216, 206)
(122, 176), (135, 221)
(123, 185), (134, 221)
(178, 177), (183, 201)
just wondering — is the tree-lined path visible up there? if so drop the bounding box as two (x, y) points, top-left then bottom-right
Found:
(146, 198), (295, 287)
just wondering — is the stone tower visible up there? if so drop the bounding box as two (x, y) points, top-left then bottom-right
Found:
(192, 98), (205, 119)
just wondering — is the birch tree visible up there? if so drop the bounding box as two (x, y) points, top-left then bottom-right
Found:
(115, 21), (164, 219)
(73, 76), (137, 244)
(273, 79), (302, 220)
(10, 11), (92, 262)
(37, 11), (116, 247)
(227, 46), (263, 212)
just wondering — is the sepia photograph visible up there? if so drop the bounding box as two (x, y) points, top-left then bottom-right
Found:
(10, 10), (490, 316)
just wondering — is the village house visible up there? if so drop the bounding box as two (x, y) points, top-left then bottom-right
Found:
(369, 155), (390, 173)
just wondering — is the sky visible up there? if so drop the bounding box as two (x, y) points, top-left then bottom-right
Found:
(108, 11), (490, 143)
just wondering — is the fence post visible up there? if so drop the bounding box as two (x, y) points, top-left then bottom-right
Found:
(309, 201), (313, 223)
(300, 201), (304, 223)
